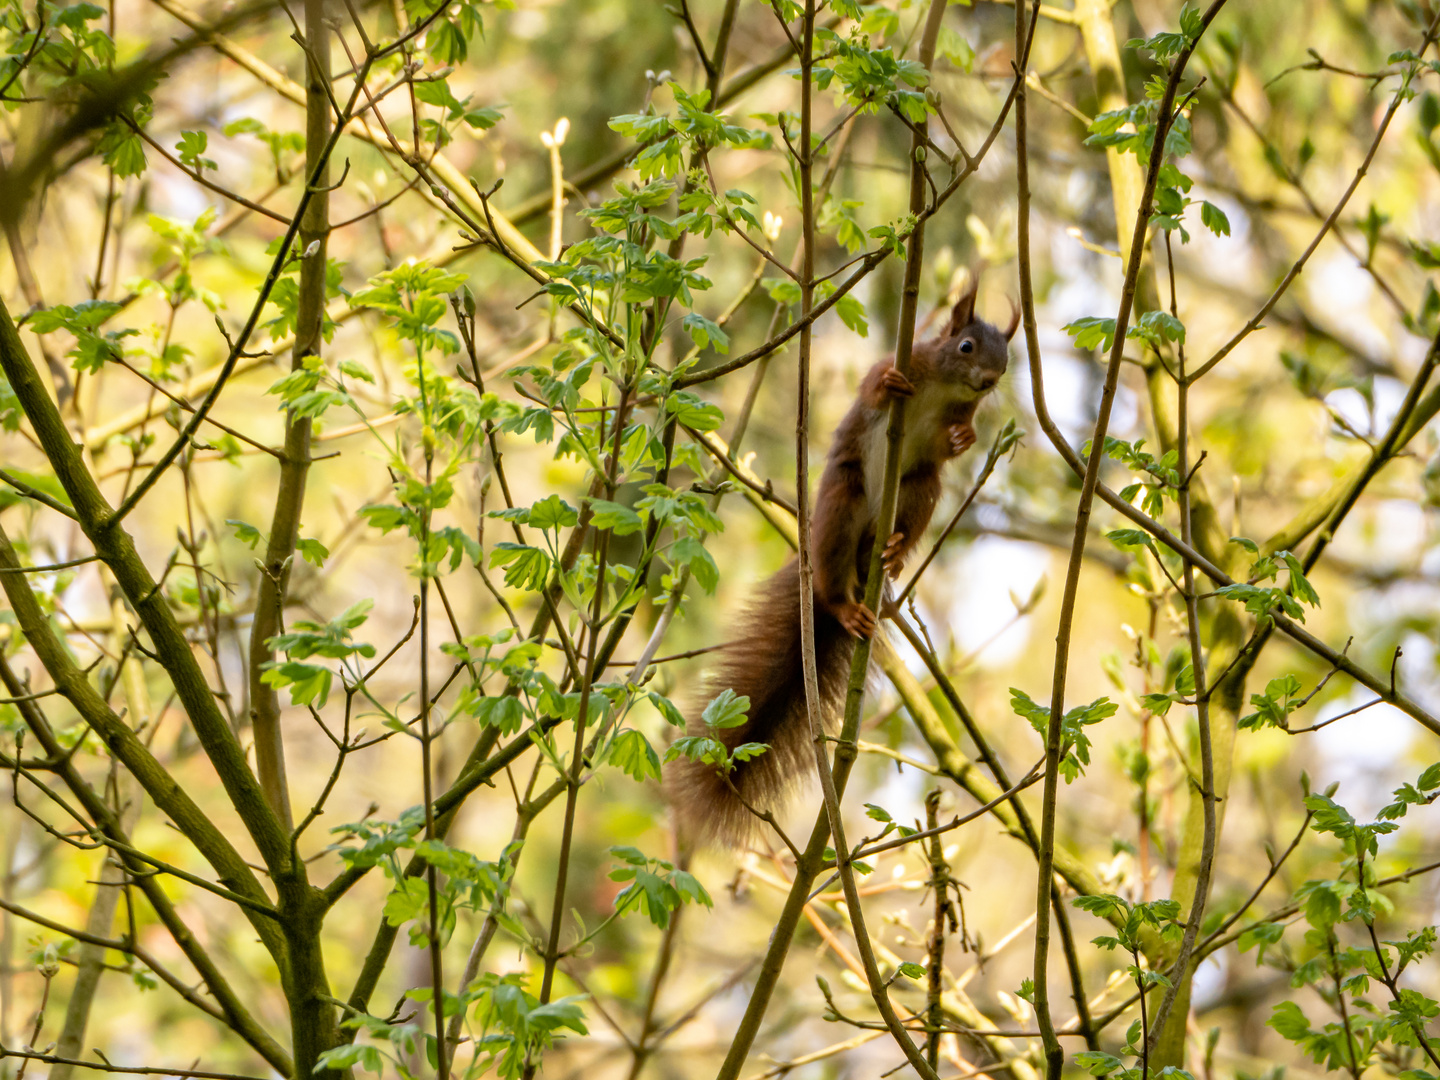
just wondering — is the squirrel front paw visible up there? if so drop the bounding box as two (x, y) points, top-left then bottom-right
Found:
(948, 422), (977, 457)
(880, 366), (916, 399)
(836, 602), (877, 639)
(881, 531), (907, 579)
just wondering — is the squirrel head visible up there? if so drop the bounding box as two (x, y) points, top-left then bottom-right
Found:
(928, 273), (1019, 395)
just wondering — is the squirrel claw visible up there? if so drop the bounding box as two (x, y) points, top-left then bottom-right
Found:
(881, 531), (906, 578)
(948, 422), (977, 456)
(880, 367), (916, 398)
(836, 602), (877, 640)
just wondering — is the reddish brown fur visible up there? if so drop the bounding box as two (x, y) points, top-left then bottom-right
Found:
(667, 559), (854, 847)
(670, 274), (1016, 848)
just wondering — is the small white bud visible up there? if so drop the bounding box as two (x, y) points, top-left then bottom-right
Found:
(553, 117), (570, 146)
(762, 210), (784, 241)
(302, 240), (321, 259)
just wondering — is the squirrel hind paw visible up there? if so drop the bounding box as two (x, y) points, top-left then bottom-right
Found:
(836, 602), (877, 639)
(881, 531), (906, 578)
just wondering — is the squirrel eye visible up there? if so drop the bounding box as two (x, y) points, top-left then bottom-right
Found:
(959, 339), (974, 354)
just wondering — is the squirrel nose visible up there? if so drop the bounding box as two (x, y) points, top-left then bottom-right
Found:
(975, 372), (999, 390)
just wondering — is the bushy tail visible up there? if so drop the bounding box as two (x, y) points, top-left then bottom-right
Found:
(667, 559), (856, 848)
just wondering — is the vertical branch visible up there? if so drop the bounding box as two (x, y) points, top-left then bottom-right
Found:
(714, 2), (843, 1068)
(420, 443), (448, 1080)
(792, 0), (820, 819)
(717, 10), (1038, 1077)
(1328, 935), (1364, 1080)
(527, 383), (633, 1077)
(248, 0), (333, 832)
(924, 789), (951, 1074)
(1142, 24), (1440, 1062)
(1145, 237), (1217, 1057)
(1023, 6), (1227, 1075)
(705, 0), (740, 99)
(0, 786), (13, 1049)
(798, 0), (949, 1069)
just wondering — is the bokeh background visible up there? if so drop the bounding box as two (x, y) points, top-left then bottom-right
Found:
(3, 0), (1440, 1076)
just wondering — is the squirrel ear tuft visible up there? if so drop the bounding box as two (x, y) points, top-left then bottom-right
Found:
(943, 272), (981, 337)
(1005, 298), (1021, 342)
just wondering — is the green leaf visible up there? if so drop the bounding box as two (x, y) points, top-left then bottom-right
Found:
(646, 690), (687, 727)
(1238, 921), (1285, 961)
(175, 130), (216, 173)
(834, 292), (869, 337)
(260, 661), (333, 708)
(315, 1044), (384, 1073)
(608, 729), (662, 782)
(337, 359), (374, 383)
(1074, 1051), (1125, 1076)
(681, 312), (730, 354)
(1140, 691), (1177, 717)
(1200, 200), (1231, 236)
(1277, 550), (1321, 608)
(937, 26), (975, 72)
(589, 499), (643, 536)
(663, 734), (727, 766)
(488, 543), (551, 590)
(1127, 310), (1186, 346)
(228, 519), (264, 549)
(471, 695), (525, 735)
(1214, 582), (1304, 622)
(529, 494), (579, 531)
(670, 536), (719, 592)
(103, 128), (147, 177)
(1064, 316), (1117, 351)
(382, 875), (429, 928)
(1420, 763), (1440, 791)
(1268, 999), (1313, 1041)
(761, 278), (802, 307)
(1239, 673), (1303, 731)
(609, 113), (673, 142)
(666, 391), (725, 432)
(297, 536), (329, 567)
(1107, 528), (1160, 560)
(700, 688), (749, 730)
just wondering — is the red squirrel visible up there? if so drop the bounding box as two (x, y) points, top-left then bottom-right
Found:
(670, 275), (1019, 847)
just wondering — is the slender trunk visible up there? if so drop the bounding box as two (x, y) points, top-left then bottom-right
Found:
(268, 2), (345, 1074)
(248, 0), (332, 831)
